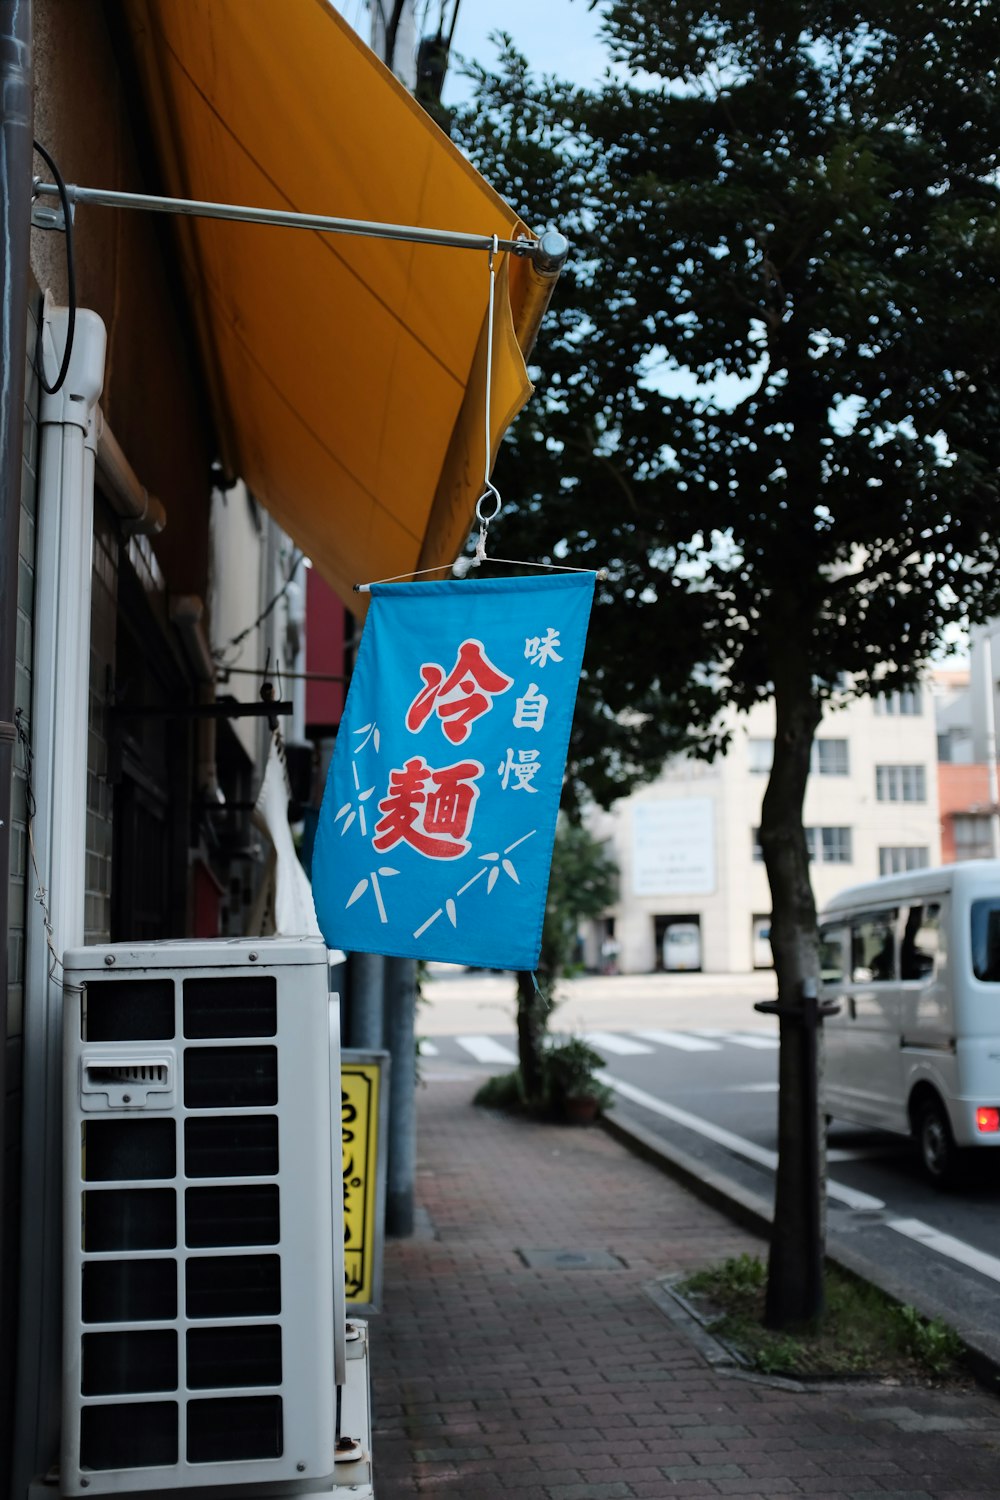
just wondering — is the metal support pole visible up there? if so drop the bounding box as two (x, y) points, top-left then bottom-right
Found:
(33, 180), (542, 258)
(383, 956), (416, 1238)
(349, 952), (385, 1051)
(798, 979), (823, 1316)
(0, 2), (34, 1489)
(982, 632), (1000, 857)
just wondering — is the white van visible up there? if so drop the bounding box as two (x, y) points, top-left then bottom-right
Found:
(818, 860), (1000, 1187)
(662, 921), (702, 972)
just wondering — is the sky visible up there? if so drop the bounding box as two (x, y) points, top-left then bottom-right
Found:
(443, 0), (608, 101)
(329, 0), (609, 90)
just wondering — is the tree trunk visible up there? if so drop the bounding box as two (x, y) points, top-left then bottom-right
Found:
(516, 969), (548, 1106)
(759, 652), (825, 1328)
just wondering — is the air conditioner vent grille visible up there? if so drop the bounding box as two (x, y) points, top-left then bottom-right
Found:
(87, 1064), (169, 1085)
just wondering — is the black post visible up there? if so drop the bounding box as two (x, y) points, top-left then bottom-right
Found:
(0, 3), (33, 1493)
(383, 955), (416, 1237)
(798, 978), (824, 1320)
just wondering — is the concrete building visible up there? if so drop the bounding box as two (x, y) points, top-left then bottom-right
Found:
(934, 628), (1000, 863)
(588, 685), (941, 974)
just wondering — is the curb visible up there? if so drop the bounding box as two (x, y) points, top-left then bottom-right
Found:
(601, 1108), (1000, 1394)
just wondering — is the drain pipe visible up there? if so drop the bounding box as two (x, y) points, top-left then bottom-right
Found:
(0, 0), (33, 1480)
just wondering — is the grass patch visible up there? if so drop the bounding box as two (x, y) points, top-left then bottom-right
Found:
(680, 1254), (965, 1383)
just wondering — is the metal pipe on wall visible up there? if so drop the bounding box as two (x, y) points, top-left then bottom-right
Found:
(0, 3), (34, 1491)
(13, 306), (106, 1498)
(383, 955), (416, 1237)
(96, 411), (166, 535)
(349, 952), (385, 1051)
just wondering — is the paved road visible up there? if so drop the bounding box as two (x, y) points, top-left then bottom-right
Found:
(420, 965), (778, 1036)
(420, 971), (1000, 1367)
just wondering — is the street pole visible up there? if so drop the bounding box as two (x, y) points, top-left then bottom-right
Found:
(383, 956), (416, 1236)
(0, 1), (34, 1487)
(348, 951), (385, 1051)
(982, 631), (1000, 857)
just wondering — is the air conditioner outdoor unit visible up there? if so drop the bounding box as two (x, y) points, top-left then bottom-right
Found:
(61, 937), (372, 1496)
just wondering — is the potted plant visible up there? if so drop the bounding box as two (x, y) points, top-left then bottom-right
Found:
(543, 1037), (614, 1124)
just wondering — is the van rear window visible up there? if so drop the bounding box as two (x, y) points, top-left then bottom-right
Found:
(971, 899), (1000, 981)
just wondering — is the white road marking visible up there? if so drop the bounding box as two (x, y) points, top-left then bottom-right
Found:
(729, 1082), (779, 1093)
(583, 1030), (654, 1056)
(632, 1029), (721, 1052)
(887, 1218), (1000, 1285)
(456, 1035), (519, 1065)
(417, 1040), (439, 1056)
(600, 1072), (884, 1212)
(727, 1033), (780, 1050)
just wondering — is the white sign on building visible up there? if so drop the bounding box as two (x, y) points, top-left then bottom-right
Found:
(632, 798), (716, 896)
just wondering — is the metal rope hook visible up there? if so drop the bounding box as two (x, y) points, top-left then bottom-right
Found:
(471, 236), (501, 570)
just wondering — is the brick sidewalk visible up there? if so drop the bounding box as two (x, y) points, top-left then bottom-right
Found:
(371, 1072), (1000, 1498)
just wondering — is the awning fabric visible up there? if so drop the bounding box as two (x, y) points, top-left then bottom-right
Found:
(122, 0), (536, 612)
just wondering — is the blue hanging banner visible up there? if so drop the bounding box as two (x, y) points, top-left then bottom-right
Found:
(312, 573), (595, 970)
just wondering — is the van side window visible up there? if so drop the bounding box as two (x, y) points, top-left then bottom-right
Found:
(971, 899), (1000, 981)
(900, 903), (941, 981)
(851, 912), (896, 982)
(818, 924), (848, 984)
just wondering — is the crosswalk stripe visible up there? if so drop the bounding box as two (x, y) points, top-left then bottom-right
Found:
(631, 1029), (721, 1053)
(727, 1033), (779, 1050)
(417, 1040), (439, 1057)
(583, 1030), (654, 1056)
(456, 1035), (519, 1065)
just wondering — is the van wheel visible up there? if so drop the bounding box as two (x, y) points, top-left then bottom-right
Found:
(917, 1097), (963, 1190)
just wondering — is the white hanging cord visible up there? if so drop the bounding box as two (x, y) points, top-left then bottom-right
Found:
(466, 237), (605, 579)
(473, 236), (502, 564)
(354, 236), (607, 592)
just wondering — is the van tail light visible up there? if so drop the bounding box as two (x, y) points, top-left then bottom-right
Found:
(976, 1107), (1000, 1134)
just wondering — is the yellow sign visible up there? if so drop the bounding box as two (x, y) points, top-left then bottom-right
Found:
(341, 1058), (383, 1308)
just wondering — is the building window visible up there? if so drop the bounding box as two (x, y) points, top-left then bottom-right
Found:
(879, 846), (930, 876)
(818, 826), (852, 863)
(803, 826), (853, 863)
(812, 739), (849, 776)
(748, 739), (773, 774)
(875, 687), (923, 716)
(755, 825), (851, 863)
(938, 727), (973, 765)
(875, 764), (926, 802)
(953, 814), (994, 861)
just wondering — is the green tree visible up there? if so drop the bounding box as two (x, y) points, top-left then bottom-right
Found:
(516, 819), (618, 1106)
(457, 2), (1000, 1324)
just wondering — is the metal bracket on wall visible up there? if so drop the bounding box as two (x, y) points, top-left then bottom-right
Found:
(110, 697), (293, 720)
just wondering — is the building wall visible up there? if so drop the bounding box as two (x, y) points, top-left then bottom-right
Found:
(938, 764), (993, 862)
(594, 688), (942, 974)
(33, 0), (214, 598)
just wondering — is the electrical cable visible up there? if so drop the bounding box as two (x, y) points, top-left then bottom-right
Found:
(214, 549), (305, 666)
(32, 141), (77, 396)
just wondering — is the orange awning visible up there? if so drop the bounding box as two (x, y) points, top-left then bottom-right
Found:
(122, 0), (543, 611)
